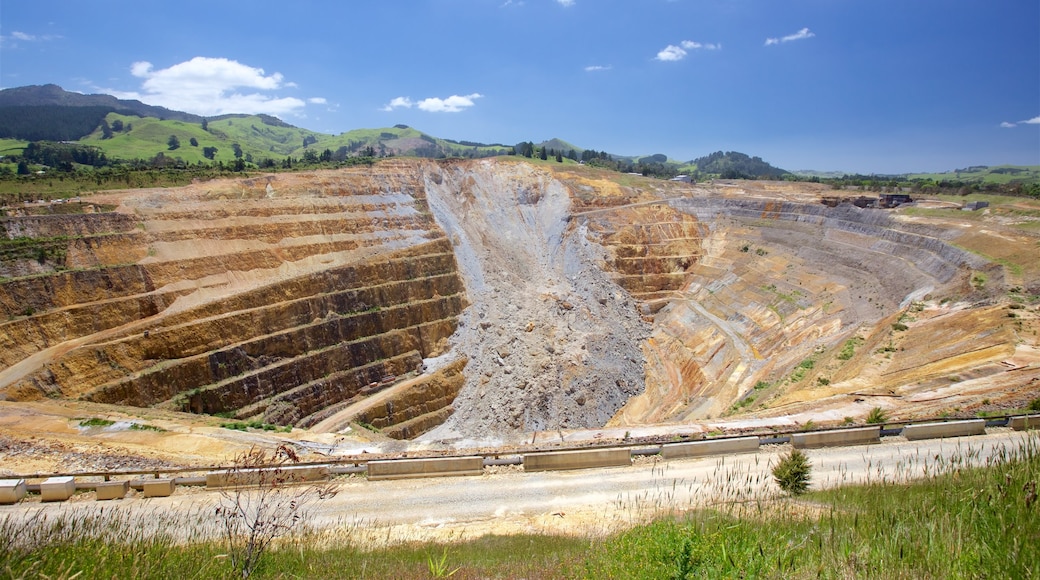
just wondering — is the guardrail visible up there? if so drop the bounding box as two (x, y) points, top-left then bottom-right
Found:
(0, 413), (1031, 505)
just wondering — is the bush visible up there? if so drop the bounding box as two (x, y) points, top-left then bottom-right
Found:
(1029, 398), (1040, 412)
(772, 448), (812, 495)
(866, 407), (889, 424)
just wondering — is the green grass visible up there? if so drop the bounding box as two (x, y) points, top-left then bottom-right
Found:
(908, 165), (1040, 185)
(836, 337), (864, 361)
(2, 436), (1037, 578)
(78, 417), (115, 427)
(128, 423), (166, 432)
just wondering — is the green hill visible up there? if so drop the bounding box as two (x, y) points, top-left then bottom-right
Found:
(688, 151), (788, 179)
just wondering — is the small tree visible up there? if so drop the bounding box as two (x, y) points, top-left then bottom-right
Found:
(232, 143), (243, 159)
(167, 134), (180, 150)
(215, 444), (337, 578)
(189, 137), (199, 147)
(773, 448), (812, 495)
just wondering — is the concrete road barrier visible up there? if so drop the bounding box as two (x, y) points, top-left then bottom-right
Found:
(40, 476), (76, 502)
(1009, 414), (1040, 431)
(142, 478), (176, 497)
(792, 427), (881, 449)
(367, 456), (484, 481)
(522, 448), (631, 472)
(205, 465), (330, 489)
(661, 436), (759, 459)
(0, 479), (27, 505)
(95, 480), (130, 501)
(903, 419), (986, 441)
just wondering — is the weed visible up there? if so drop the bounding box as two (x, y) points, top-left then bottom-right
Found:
(865, 407), (888, 424)
(427, 547), (460, 578)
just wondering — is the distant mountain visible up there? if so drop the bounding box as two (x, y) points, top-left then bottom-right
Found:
(689, 151), (788, 179)
(0, 84), (203, 123)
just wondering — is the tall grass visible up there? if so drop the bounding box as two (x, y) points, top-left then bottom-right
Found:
(2, 436), (1037, 578)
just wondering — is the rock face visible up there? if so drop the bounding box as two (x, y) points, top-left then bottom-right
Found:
(0, 159), (1034, 441)
(0, 163), (467, 436)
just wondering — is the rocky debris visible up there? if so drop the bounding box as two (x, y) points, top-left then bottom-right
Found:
(421, 160), (650, 438)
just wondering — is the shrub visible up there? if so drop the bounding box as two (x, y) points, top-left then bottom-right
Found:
(772, 448), (812, 495)
(1029, 398), (1040, 412)
(866, 407), (888, 424)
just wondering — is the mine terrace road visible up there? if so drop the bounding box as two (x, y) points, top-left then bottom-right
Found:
(5, 431), (1034, 541)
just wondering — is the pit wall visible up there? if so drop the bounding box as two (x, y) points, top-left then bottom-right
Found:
(608, 197), (1001, 424)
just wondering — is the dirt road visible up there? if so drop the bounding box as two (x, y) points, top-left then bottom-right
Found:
(5, 430), (1032, 545)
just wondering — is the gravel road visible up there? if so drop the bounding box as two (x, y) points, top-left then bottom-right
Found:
(5, 431), (1032, 545)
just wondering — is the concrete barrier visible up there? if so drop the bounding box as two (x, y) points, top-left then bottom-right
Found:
(903, 419), (986, 441)
(367, 456), (484, 481)
(792, 427), (881, 449)
(661, 436), (759, 459)
(0, 479), (27, 505)
(1010, 414), (1040, 431)
(142, 478), (176, 497)
(522, 448), (631, 472)
(95, 480), (130, 501)
(205, 465), (330, 489)
(40, 476), (76, 502)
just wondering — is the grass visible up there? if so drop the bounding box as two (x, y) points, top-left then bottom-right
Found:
(2, 436), (1037, 578)
(836, 337), (864, 361)
(77, 417), (115, 427)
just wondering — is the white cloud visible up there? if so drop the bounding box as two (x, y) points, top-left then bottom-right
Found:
(381, 93), (483, 113)
(308, 97), (327, 104)
(584, 65), (612, 72)
(556, 0), (575, 6)
(417, 93), (483, 113)
(656, 40), (720, 61)
(656, 45), (688, 61)
(117, 57), (306, 116)
(1000, 116), (1040, 128)
(1, 30), (61, 46)
(381, 96), (414, 112)
(766, 27), (815, 46)
(681, 40), (720, 51)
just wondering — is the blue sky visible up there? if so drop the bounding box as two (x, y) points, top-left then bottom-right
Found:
(1, 0), (1037, 173)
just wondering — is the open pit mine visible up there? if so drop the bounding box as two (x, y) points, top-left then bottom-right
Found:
(0, 158), (1037, 469)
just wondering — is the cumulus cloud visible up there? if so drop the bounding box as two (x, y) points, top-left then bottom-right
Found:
(1000, 116), (1040, 128)
(656, 45), (688, 61)
(584, 64), (612, 72)
(655, 40), (720, 61)
(308, 97), (327, 104)
(381, 93), (483, 113)
(113, 57), (305, 116)
(765, 27), (815, 46)
(556, 0), (575, 6)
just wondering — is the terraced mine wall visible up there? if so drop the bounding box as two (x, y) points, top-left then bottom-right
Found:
(591, 195), (1005, 424)
(0, 165), (469, 436)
